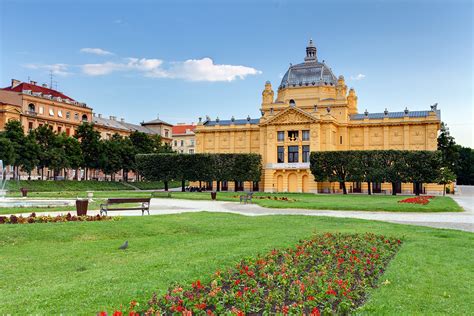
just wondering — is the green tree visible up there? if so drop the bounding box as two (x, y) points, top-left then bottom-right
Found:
(60, 133), (83, 179)
(0, 137), (15, 167)
(457, 147), (474, 185)
(76, 123), (101, 180)
(379, 150), (407, 195)
(351, 151), (384, 195)
(99, 134), (124, 180)
(17, 132), (40, 178)
(404, 151), (442, 195)
(34, 125), (56, 179)
(437, 122), (460, 171)
(3, 120), (25, 179)
(310, 151), (355, 194)
(437, 167), (456, 196)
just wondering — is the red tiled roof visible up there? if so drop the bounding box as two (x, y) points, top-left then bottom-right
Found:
(172, 124), (196, 135)
(2, 82), (75, 101)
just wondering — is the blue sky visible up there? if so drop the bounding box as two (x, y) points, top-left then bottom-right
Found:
(1, 0), (472, 146)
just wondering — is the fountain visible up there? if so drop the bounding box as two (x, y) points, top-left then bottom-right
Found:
(0, 160), (75, 208)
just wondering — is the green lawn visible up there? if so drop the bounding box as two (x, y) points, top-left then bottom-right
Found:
(167, 191), (462, 212)
(4, 180), (180, 193)
(0, 214), (472, 314)
(1, 190), (461, 215)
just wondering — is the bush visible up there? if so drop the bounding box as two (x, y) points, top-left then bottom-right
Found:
(111, 233), (401, 315)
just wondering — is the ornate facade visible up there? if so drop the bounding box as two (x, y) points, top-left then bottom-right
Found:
(195, 40), (442, 194)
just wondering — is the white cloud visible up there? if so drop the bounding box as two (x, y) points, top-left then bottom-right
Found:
(350, 73), (366, 81)
(80, 48), (114, 56)
(81, 57), (261, 82)
(164, 58), (262, 82)
(82, 58), (164, 76)
(23, 63), (71, 76)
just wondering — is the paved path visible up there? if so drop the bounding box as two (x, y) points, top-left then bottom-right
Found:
(4, 187), (473, 232)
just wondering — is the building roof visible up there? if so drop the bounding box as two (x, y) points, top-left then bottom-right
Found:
(172, 124), (196, 135)
(280, 40), (337, 88)
(2, 82), (75, 101)
(92, 116), (157, 134)
(350, 110), (441, 120)
(204, 118), (260, 126)
(142, 117), (173, 126)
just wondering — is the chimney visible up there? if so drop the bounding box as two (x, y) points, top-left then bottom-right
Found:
(30, 80), (37, 85)
(42, 83), (48, 88)
(121, 118), (125, 123)
(98, 114), (102, 118)
(92, 112), (96, 117)
(109, 115), (116, 120)
(11, 79), (21, 88)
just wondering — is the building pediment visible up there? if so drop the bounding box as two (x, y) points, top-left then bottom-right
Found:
(261, 107), (317, 126)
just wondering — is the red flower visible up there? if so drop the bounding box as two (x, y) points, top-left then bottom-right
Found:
(234, 279), (241, 285)
(195, 302), (207, 310)
(235, 291), (243, 298)
(282, 306), (289, 314)
(307, 296), (315, 301)
(192, 280), (203, 290)
(310, 307), (321, 316)
(113, 311), (122, 316)
(98, 312), (107, 316)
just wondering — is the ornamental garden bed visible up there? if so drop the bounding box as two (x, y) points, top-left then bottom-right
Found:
(398, 196), (435, 205)
(107, 233), (401, 315)
(0, 212), (114, 224)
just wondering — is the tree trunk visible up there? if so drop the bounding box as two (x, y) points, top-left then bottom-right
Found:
(216, 181), (221, 192)
(391, 182), (397, 196)
(181, 179), (185, 192)
(164, 181), (169, 191)
(341, 181), (347, 194)
(443, 184), (446, 196)
(367, 182), (372, 195)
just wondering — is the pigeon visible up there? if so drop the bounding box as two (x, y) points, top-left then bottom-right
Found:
(118, 241), (128, 250)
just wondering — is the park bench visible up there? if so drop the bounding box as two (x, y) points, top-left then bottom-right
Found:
(100, 198), (151, 216)
(239, 192), (254, 204)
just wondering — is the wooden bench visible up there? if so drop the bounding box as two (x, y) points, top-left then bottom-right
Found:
(239, 192), (254, 204)
(100, 198), (151, 216)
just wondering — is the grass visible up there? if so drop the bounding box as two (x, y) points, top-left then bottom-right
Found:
(1, 190), (461, 215)
(166, 191), (462, 212)
(0, 213), (472, 314)
(4, 180), (181, 193)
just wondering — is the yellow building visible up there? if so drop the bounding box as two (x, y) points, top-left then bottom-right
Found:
(195, 40), (442, 194)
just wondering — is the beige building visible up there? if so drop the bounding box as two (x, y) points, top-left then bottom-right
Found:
(172, 123), (196, 153)
(0, 79), (92, 135)
(195, 40), (443, 194)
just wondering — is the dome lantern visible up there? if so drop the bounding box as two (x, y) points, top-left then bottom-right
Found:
(305, 39), (317, 62)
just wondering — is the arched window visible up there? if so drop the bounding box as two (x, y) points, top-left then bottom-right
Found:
(28, 103), (35, 113)
(289, 99), (296, 107)
(81, 114), (88, 122)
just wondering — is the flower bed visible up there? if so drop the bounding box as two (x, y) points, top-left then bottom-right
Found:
(232, 195), (296, 202)
(106, 233), (401, 315)
(398, 196), (435, 205)
(0, 212), (114, 224)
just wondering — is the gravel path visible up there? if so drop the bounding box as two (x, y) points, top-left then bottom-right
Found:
(4, 186), (473, 232)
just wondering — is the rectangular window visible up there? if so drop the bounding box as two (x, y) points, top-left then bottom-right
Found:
(277, 131), (284, 142)
(28, 122), (33, 131)
(189, 149), (194, 154)
(288, 131), (299, 141)
(302, 145), (310, 162)
(174, 140), (177, 146)
(57, 126), (62, 133)
(277, 146), (284, 163)
(190, 140), (195, 146)
(288, 145), (299, 163)
(66, 128), (70, 136)
(66, 112), (70, 119)
(340, 136), (343, 144)
(180, 140), (184, 146)
(49, 109), (54, 116)
(302, 130), (310, 141)
(58, 110), (63, 118)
